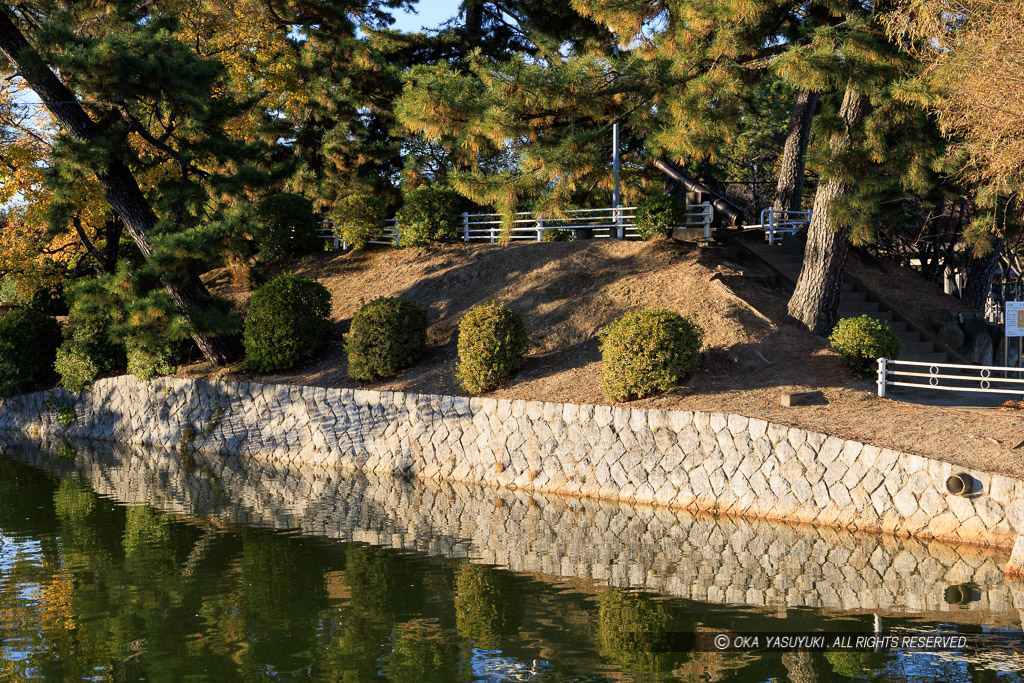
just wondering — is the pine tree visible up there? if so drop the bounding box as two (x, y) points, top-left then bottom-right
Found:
(0, 3), (262, 364)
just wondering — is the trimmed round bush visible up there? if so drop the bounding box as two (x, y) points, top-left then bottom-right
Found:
(395, 187), (462, 247)
(243, 274), (332, 373)
(54, 342), (101, 392)
(345, 297), (428, 381)
(600, 307), (704, 401)
(829, 315), (902, 376)
(456, 301), (529, 393)
(253, 193), (318, 258)
(0, 308), (61, 396)
(634, 195), (690, 240)
(331, 193), (388, 250)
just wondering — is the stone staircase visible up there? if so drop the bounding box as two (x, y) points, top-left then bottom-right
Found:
(731, 231), (965, 365)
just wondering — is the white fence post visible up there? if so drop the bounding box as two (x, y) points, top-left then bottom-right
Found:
(462, 212), (469, 242)
(537, 216), (544, 242)
(703, 202), (712, 241)
(877, 358), (887, 398)
(394, 227), (401, 248)
(768, 207), (776, 245)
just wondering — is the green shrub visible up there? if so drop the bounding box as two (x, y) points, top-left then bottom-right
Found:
(253, 193), (318, 258)
(127, 345), (177, 382)
(541, 228), (573, 242)
(345, 297), (428, 381)
(634, 195), (690, 240)
(600, 307), (704, 401)
(829, 315), (902, 375)
(456, 301), (529, 393)
(243, 274), (332, 373)
(0, 277), (19, 302)
(54, 342), (101, 392)
(332, 193), (388, 250)
(395, 187), (462, 247)
(55, 287), (126, 391)
(0, 308), (62, 397)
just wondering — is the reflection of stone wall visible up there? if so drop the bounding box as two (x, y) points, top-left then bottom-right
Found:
(2, 375), (1024, 553)
(7, 437), (1024, 622)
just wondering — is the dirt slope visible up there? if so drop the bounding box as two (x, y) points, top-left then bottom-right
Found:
(188, 239), (1024, 479)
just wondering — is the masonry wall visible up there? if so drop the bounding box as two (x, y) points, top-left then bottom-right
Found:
(2, 375), (1023, 552)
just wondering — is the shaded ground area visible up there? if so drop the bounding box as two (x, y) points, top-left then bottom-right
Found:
(185, 239), (1024, 479)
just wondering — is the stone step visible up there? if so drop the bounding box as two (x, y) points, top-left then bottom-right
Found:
(839, 292), (870, 304)
(900, 341), (936, 355)
(838, 302), (883, 315)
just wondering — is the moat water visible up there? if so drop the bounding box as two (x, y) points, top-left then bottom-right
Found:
(1, 438), (1022, 681)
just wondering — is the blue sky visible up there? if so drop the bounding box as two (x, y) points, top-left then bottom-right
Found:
(389, 0), (464, 32)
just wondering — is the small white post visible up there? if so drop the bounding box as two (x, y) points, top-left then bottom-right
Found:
(537, 216), (544, 242)
(333, 235), (341, 251)
(490, 223), (495, 244)
(394, 228), (400, 248)
(877, 358), (887, 397)
(462, 211), (470, 242)
(768, 207), (776, 245)
(703, 202), (712, 241)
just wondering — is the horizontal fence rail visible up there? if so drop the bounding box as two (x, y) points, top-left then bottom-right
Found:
(877, 358), (1024, 398)
(746, 207), (812, 245)
(317, 203), (714, 250)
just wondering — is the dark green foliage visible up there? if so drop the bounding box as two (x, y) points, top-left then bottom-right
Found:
(126, 346), (176, 383)
(55, 282), (127, 392)
(345, 297), (428, 381)
(454, 564), (523, 648)
(243, 275), (331, 373)
(829, 316), (902, 375)
(395, 187), (462, 247)
(331, 194), (388, 250)
(600, 307), (704, 401)
(253, 194), (319, 259)
(456, 301), (529, 393)
(54, 343), (102, 393)
(597, 588), (691, 678)
(541, 228), (573, 242)
(634, 195), (691, 240)
(0, 308), (62, 397)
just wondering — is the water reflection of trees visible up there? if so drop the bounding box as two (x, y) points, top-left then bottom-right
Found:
(0, 456), (991, 682)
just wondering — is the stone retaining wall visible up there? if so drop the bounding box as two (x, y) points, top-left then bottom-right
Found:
(2, 375), (1023, 561)
(7, 436), (1022, 622)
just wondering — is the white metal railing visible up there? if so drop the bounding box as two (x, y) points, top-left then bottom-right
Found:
(876, 358), (1024, 397)
(318, 203), (714, 250)
(747, 207), (812, 245)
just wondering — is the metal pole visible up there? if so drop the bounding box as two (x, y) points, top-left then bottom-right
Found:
(877, 358), (887, 397)
(612, 44), (622, 240)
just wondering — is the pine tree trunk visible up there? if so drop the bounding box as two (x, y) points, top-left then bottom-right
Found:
(781, 652), (827, 683)
(773, 90), (818, 213)
(787, 84), (871, 336)
(465, 1), (485, 40)
(0, 8), (238, 365)
(963, 239), (1003, 313)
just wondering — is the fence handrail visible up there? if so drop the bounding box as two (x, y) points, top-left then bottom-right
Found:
(876, 357), (1024, 398)
(318, 202), (712, 249)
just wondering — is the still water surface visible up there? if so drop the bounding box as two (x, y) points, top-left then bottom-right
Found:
(1, 437), (1023, 681)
